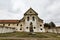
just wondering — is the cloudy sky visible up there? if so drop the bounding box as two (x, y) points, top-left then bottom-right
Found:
(0, 0), (60, 26)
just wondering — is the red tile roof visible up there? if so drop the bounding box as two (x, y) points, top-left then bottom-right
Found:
(0, 20), (19, 23)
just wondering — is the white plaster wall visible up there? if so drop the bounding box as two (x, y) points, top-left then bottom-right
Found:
(0, 24), (3, 26)
(16, 22), (25, 32)
(24, 15), (37, 32)
(0, 28), (3, 33)
(5, 24), (8, 26)
(23, 15), (44, 32)
(45, 28), (58, 33)
(0, 27), (15, 33)
(56, 28), (60, 33)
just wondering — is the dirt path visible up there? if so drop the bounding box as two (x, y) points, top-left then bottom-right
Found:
(0, 37), (59, 40)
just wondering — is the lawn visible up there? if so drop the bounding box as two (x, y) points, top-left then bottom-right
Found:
(0, 32), (60, 38)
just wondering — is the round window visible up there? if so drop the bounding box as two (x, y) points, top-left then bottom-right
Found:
(20, 28), (22, 30)
(40, 25), (42, 26)
(40, 28), (43, 30)
(26, 27), (28, 29)
(34, 27), (36, 29)
(30, 11), (32, 13)
(20, 24), (22, 26)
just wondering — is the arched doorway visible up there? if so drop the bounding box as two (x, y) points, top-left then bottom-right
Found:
(29, 22), (34, 32)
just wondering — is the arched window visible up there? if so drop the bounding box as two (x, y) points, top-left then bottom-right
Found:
(32, 16), (35, 21)
(27, 17), (29, 21)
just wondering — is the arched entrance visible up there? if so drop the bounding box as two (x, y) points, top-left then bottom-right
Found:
(29, 22), (34, 32)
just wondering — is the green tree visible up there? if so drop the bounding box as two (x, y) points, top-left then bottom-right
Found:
(44, 23), (51, 32)
(49, 22), (57, 33)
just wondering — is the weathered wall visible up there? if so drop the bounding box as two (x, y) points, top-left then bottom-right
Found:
(44, 28), (60, 33)
(0, 27), (15, 33)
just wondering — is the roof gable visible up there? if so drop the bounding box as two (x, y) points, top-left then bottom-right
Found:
(24, 8), (38, 15)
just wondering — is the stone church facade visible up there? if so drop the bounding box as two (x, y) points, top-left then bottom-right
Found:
(0, 8), (45, 33)
(17, 8), (45, 32)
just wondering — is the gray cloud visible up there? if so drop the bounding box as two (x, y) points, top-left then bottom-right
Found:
(0, 0), (60, 26)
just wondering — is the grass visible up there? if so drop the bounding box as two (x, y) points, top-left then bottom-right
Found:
(0, 32), (60, 38)
(0, 32), (60, 40)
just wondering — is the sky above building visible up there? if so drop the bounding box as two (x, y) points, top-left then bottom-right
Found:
(0, 0), (60, 26)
